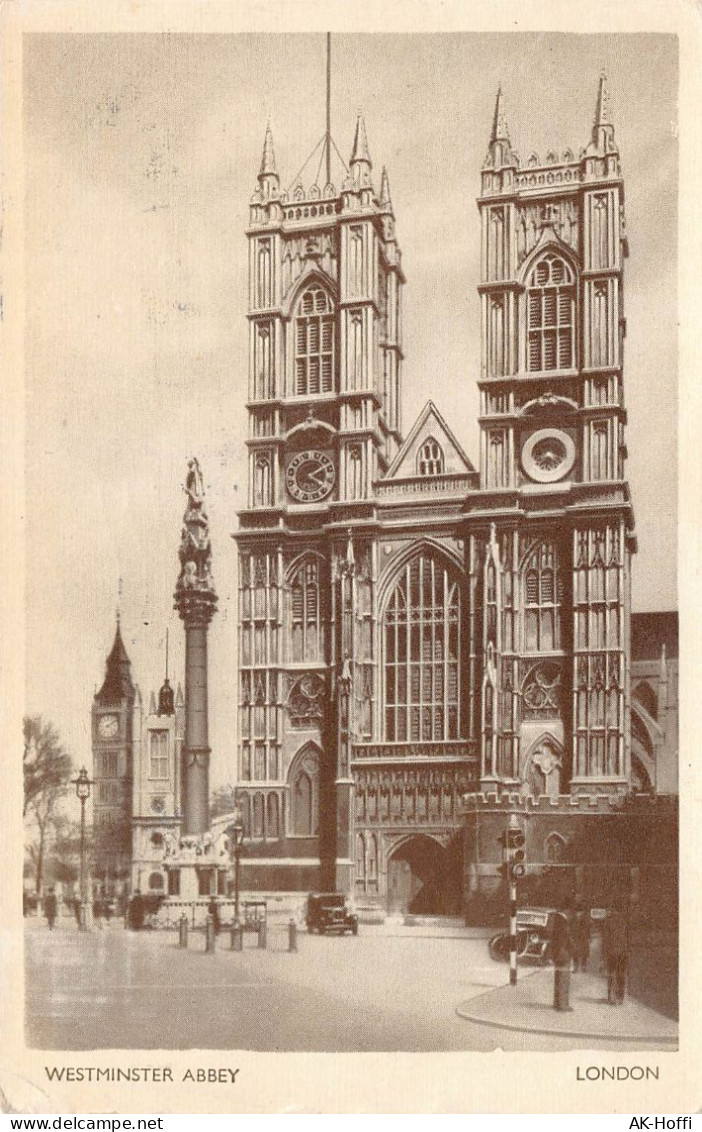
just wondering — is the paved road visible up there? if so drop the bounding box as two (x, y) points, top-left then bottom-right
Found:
(25, 919), (665, 1052)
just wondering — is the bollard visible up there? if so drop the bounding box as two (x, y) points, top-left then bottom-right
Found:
(553, 961), (572, 1012)
(178, 913), (189, 949)
(288, 917), (297, 953)
(257, 919), (267, 950)
(231, 921), (243, 951)
(205, 913), (216, 953)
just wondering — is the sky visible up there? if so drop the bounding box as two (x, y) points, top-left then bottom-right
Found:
(23, 32), (678, 787)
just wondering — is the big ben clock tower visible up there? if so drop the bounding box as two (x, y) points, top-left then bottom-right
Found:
(92, 618), (141, 893)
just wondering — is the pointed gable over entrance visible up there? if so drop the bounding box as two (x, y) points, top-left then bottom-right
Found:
(383, 401), (477, 485)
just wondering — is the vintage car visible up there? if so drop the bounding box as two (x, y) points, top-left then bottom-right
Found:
(306, 892), (359, 936)
(488, 907), (560, 965)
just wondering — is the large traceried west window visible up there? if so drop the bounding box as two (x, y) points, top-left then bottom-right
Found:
(289, 556), (322, 662)
(294, 286), (335, 396)
(527, 254), (575, 372)
(522, 541), (563, 652)
(384, 554), (462, 742)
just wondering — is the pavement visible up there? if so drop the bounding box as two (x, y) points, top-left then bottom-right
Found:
(456, 965), (678, 1045)
(24, 915), (676, 1052)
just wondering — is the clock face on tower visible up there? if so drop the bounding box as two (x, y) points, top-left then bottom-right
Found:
(285, 449), (336, 503)
(98, 714), (119, 739)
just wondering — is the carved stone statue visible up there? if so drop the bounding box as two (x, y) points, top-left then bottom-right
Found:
(184, 457), (205, 515)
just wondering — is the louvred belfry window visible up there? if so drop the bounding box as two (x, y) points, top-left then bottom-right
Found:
(523, 541), (563, 652)
(383, 554), (462, 742)
(294, 286), (335, 396)
(290, 557), (322, 662)
(527, 254), (575, 372)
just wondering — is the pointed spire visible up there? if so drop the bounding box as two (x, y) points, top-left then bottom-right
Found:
(259, 121), (277, 178)
(595, 70), (611, 126)
(659, 642), (668, 682)
(491, 86), (510, 143)
(380, 166), (392, 208)
(351, 113), (371, 166)
(97, 618), (134, 704)
(256, 122), (279, 201)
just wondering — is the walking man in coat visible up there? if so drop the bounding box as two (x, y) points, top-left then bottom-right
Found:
(602, 904), (630, 1005)
(128, 890), (145, 931)
(44, 888), (58, 930)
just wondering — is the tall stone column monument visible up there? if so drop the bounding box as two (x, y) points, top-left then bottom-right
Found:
(167, 457), (225, 905)
(174, 457), (217, 834)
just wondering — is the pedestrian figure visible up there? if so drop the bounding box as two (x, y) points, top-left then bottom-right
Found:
(72, 897), (81, 926)
(44, 888), (58, 931)
(104, 899), (113, 925)
(572, 906), (591, 972)
(128, 890), (145, 931)
(602, 905), (630, 1005)
(93, 896), (104, 930)
(207, 896), (220, 936)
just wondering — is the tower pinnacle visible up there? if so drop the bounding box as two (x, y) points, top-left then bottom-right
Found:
(380, 166), (392, 209)
(259, 122), (277, 177)
(586, 69), (618, 161)
(490, 86), (510, 143)
(257, 122), (280, 200)
(483, 86), (517, 173)
(351, 113), (371, 166)
(595, 70), (611, 126)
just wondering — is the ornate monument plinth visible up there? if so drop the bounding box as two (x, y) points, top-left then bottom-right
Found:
(163, 830), (229, 903)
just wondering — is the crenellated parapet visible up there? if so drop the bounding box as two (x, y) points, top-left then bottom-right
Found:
(462, 790), (633, 814)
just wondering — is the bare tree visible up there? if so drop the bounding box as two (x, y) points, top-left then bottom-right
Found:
(210, 784), (239, 819)
(23, 716), (72, 818)
(23, 716), (73, 892)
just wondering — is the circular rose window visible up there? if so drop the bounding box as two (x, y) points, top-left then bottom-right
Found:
(521, 428), (576, 483)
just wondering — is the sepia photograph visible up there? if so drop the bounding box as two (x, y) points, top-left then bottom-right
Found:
(3, 3), (698, 1116)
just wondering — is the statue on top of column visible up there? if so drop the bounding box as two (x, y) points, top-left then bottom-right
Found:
(174, 456), (217, 624)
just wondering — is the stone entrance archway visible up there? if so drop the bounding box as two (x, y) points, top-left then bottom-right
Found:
(386, 836), (449, 915)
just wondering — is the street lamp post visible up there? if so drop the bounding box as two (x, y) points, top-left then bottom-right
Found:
(73, 767), (94, 932)
(225, 810), (245, 929)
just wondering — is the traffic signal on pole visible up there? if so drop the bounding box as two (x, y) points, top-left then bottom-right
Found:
(505, 824), (526, 880)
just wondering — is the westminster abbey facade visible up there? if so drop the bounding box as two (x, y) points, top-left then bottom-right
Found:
(230, 78), (675, 918)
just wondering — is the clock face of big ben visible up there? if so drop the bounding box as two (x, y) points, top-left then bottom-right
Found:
(98, 714), (119, 739)
(285, 450), (335, 503)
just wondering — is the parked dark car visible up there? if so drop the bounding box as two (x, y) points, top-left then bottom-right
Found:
(306, 893), (358, 936)
(488, 907), (559, 965)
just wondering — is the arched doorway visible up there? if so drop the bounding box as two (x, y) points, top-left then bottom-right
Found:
(387, 836), (449, 915)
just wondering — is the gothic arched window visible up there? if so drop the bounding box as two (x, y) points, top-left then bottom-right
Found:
(383, 553), (462, 742)
(294, 286), (335, 396)
(267, 793), (279, 839)
(254, 455), (272, 507)
(527, 254), (575, 372)
(545, 832), (567, 863)
(289, 556), (322, 662)
(417, 437), (444, 476)
(289, 747), (319, 836)
(523, 541), (562, 652)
